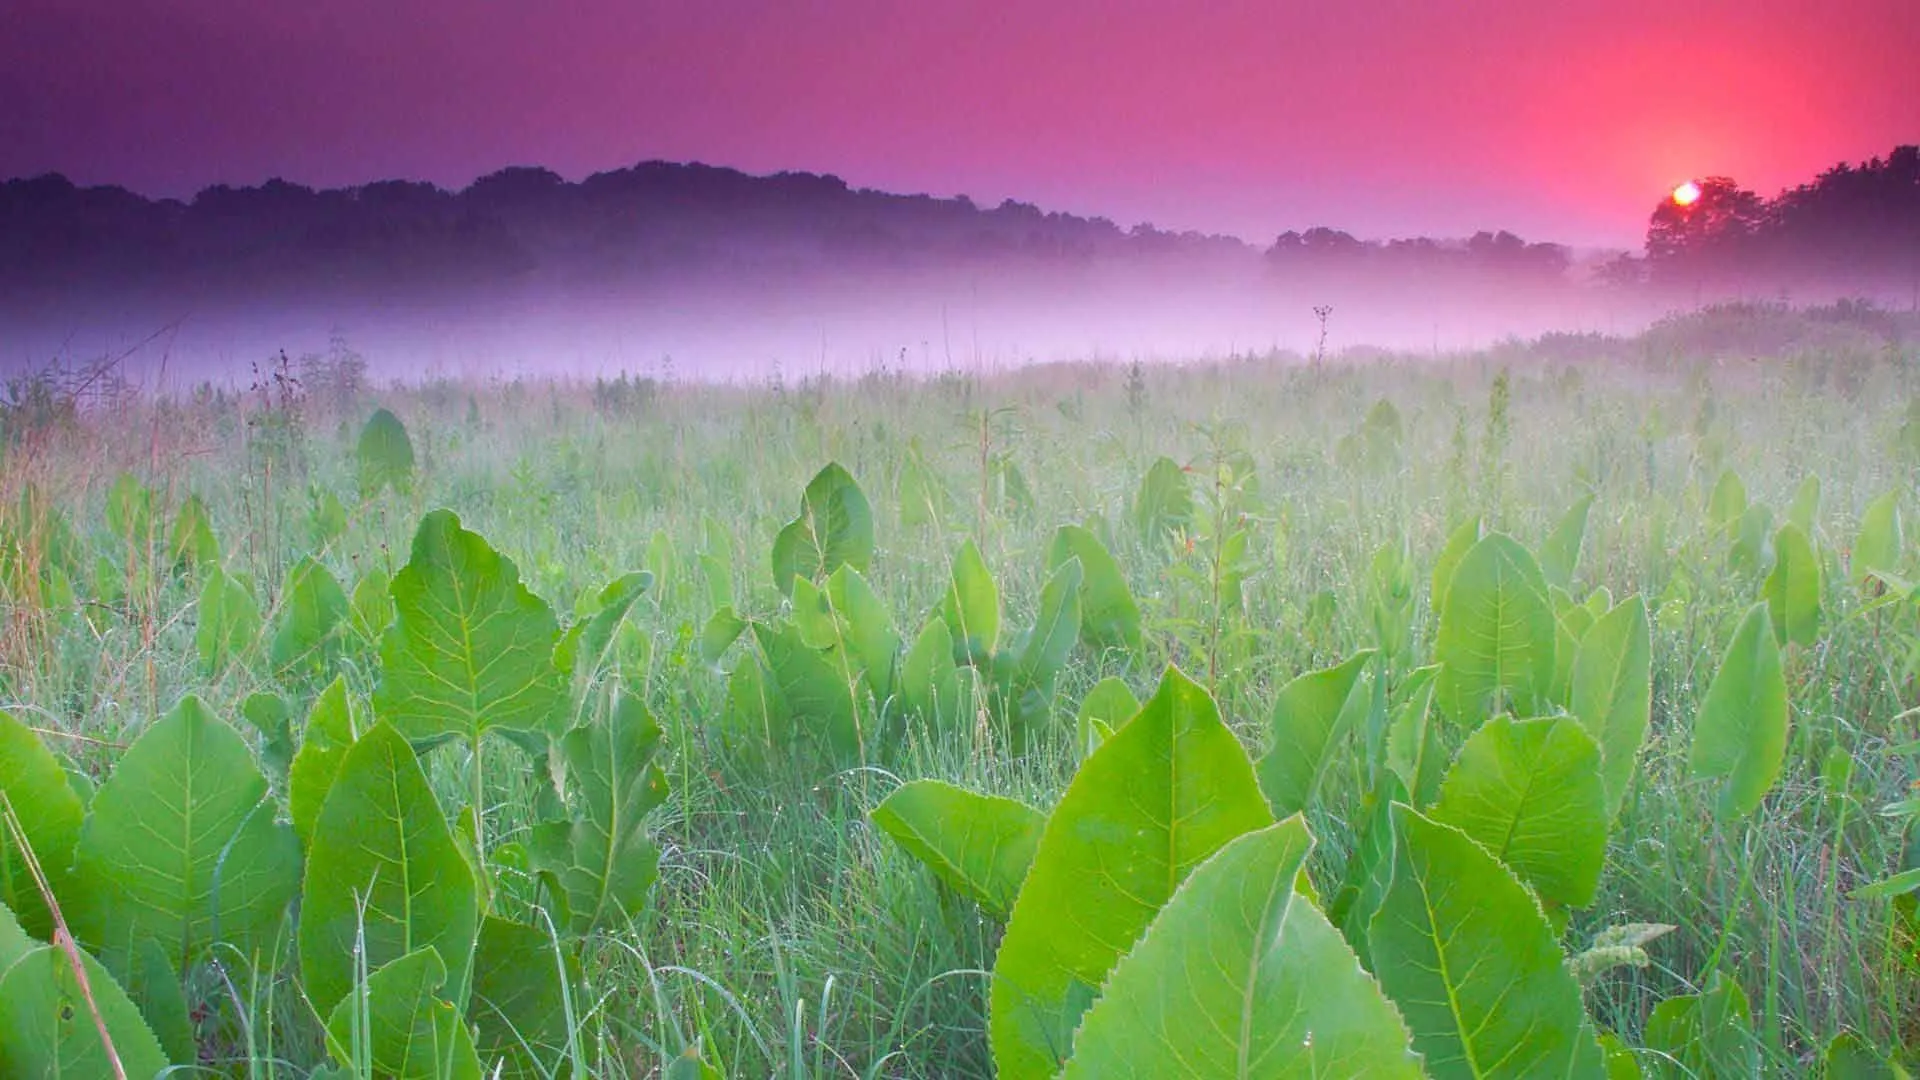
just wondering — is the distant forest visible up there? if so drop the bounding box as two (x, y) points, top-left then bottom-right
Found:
(1, 145), (1914, 298)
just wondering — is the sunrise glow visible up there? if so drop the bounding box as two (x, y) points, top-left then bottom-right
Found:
(1673, 181), (1703, 207)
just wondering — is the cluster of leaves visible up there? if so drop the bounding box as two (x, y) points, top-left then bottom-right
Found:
(873, 474), (1916, 1076)
(712, 463), (1145, 766)
(0, 490), (695, 1076)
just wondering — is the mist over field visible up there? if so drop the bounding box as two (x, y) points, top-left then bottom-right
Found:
(5, 154), (1914, 386)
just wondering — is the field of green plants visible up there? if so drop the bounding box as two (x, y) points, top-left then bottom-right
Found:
(1, 308), (1918, 1078)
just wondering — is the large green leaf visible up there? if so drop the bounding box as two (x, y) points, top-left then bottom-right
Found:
(940, 538), (1000, 666)
(827, 565), (901, 704)
(1369, 806), (1606, 1079)
(1255, 649), (1376, 818)
(1853, 491), (1904, 585)
(325, 946), (482, 1080)
(0, 711), (83, 940)
(770, 463), (874, 595)
(357, 407), (417, 498)
(871, 780), (1044, 919)
(271, 555), (348, 675)
(1642, 972), (1756, 1079)
(1762, 523), (1821, 646)
(374, 509), (567, 741)
(470, 916), (574, 1079)
(900, 618), (970, 732)
(1133, 456), (1193, 539)
(0, 902), (170, 1080)
(1540, 493), (1594, 592)
(1707, 469), (1747, 533)
(1434, 534), (1556, 724)
(197, 567), (262, 674)
(1688, 603), (1789, 822)
(1570, 597), (1651, 820)
(1431, 517), (1483, 618)
(1074, 677), (1139, 759)
(990, 667), (1273, 1080)
(68, 696), (298, 972)
(755, 622), (862, 760)
(168, 493), (220, 574)
(1385, 666), (1445, 808)
(1432, 716), (1609, 908)
(300, 723), (479, 1017)
(527, 689), (668, 936)
(1046, 525), (1143, 656)
(553, 570), (651, 679)
(289, 676), (363, 848)
(1061, 818), (1421, 1080)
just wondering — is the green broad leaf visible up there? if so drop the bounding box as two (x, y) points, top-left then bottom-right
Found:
(755, 622), (863, 760)
(1431, 516), (1483, 618)
(1133, 456), (1193, 539)
(241, 691), (296, 782)
(699, 606), (748, 666)
(1729, 503), (1774, 576)
(470, 916), (574, 1079)
(68, 696), (298, 972)
(95, 932), (194, 1065)
(197, 566), (262, 674)
(1063, 818), (1420, 1080)
(1254, 648), (1376, 818)
(1074, 677), (1139, 760)
(554, 571), (651, 679)
(300, 723), (479, 1017)
(356, 407), (417, 498)
(1570, 597), (1652, 820)
(1762, 522), (1821, 646)
(1708, 469), (1747, 533)
(770, 463), (874, 595)
(271, 555), (349, 675)
(1540, 493), (1594, 592)
(1434, 534), (1556, 724)
(1821, 1032), (1907, 1079)
(324, 947), (482, 1080)
(1046, 525), (1143, 656)
(870, 780), (1044, 919)
(1853, 491), (1904, 585)
(375, 509), (567, 741)
(0, 711), (84, 940)
(828, 565), (902, 705)
(990, 667), (1273, 1080)
(1599, 1033), (1643, 1079)
(168, 493), (220, 574)
(1688, 603), (1789, 822)
(1643, 972), (1756, 1079)
(720, 655), (788, 759)
(901, 618), (971, 732)
(1431, 716), (1609, 908)
(1385, 666), (1445, 808)
(0, 905), (170, 1080)
(527, 690), (668, 936)
(289, 677), (362, 848)
(665, 1046), (726, 1080)
(348, 567), (393, 645)
(1012, 557), (1082, 692)
(1849, 866), (1920, 901)
(1369, 806), (1607, 1079)
(1788, 474), (1822, 537)
(1547, 585), (1594, 708)
(940, 538), (1000, 666)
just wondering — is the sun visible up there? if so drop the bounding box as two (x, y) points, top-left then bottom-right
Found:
(1672, 180), (1703, 207)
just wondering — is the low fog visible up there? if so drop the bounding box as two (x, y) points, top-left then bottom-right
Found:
(3, 156), (1915, 387)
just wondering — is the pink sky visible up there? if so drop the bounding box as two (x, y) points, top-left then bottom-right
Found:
(3, 0), (1914, 247)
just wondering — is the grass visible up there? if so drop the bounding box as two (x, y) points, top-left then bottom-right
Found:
(3, 304), (1919, 1075)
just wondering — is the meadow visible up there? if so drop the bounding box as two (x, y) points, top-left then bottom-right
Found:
(0, 302), (1917, 1078)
